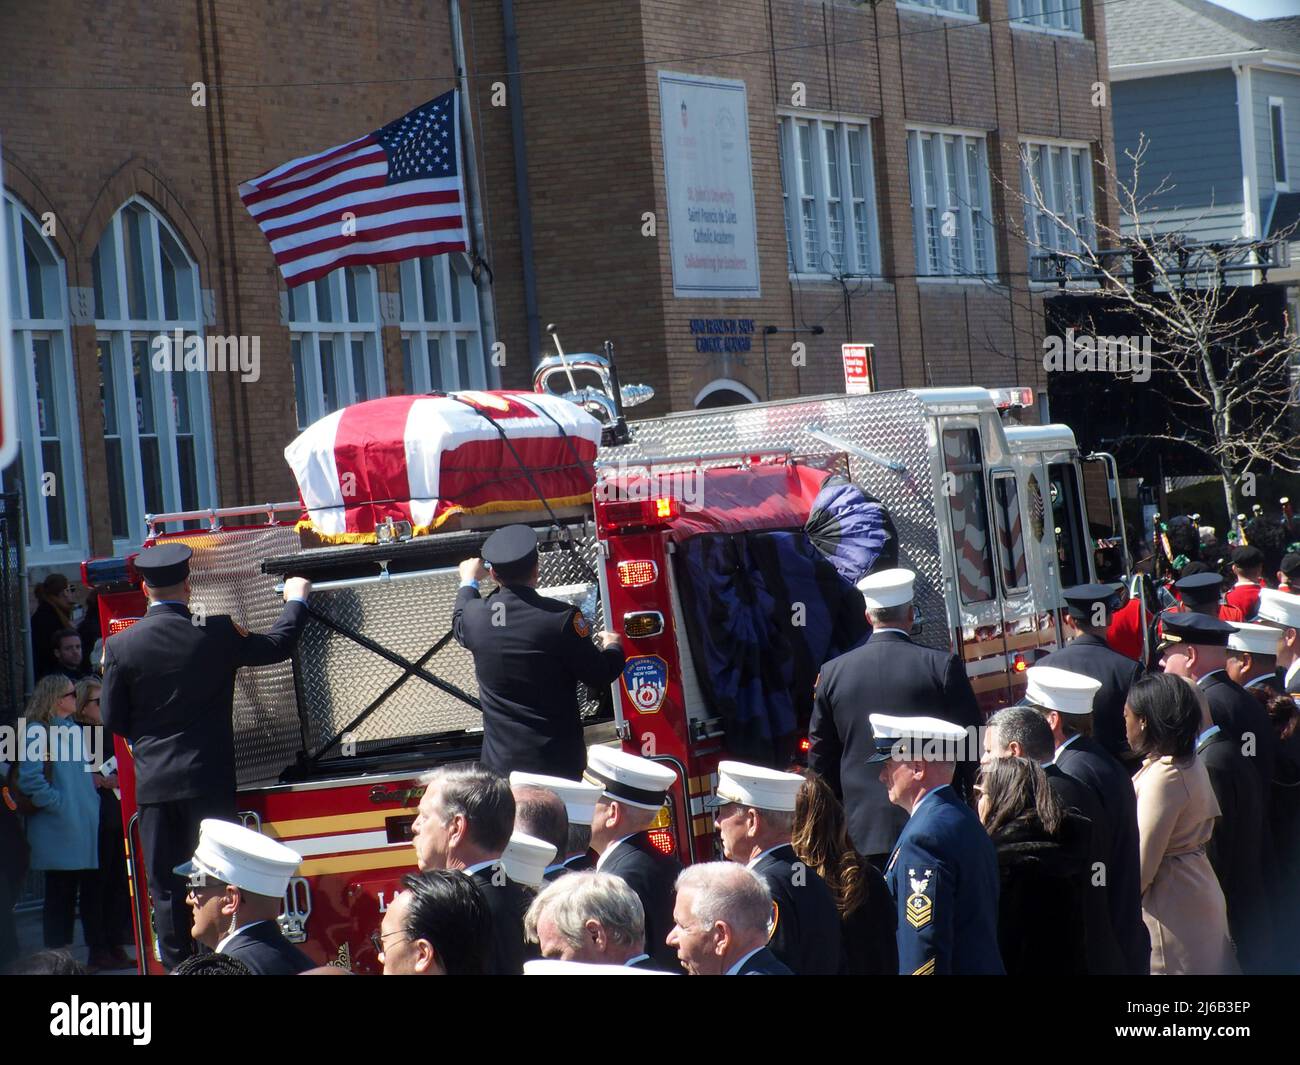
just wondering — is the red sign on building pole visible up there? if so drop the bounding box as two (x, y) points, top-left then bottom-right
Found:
(0, 144), (18, 472)
(842, 343), (874, 395)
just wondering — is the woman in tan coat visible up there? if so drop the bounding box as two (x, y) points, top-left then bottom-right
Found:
(1125, 673), (1235, 975)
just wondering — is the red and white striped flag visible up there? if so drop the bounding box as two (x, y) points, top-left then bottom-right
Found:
(239, 90), (468, 288)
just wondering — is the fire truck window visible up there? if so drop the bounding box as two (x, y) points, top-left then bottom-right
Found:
(1048, 462), (1089, 587)
(941, 428), (995, 604)
(992, 473), (1029, 594)
(1026, 471), (1045, 542)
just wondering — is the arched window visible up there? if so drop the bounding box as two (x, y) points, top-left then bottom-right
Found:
(92, 198), (216, 543)
(2, 192), (86, 561)
(398, 253), (488, 392)
(287, 266), (385, 428)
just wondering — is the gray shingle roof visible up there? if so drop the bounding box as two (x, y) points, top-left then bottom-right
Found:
(1107, 0), (1300, 69)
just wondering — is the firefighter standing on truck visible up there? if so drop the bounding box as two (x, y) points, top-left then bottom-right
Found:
(100, 543), (311, 969)
(454, 524), (625, 780)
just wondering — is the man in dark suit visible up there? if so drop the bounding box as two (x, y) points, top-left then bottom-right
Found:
(706, 761), (841, 975)
(984, 705), (1127, 975)
(809, 568), (981, 861)
(411, 764), (530, 975)
(668, 862), (793, 975)
(453, 525), (625, 781)
(377, 870), (492, 975)
(101, 543), (310, 969)
(1038, 584), (1143, 757)
(1196, 701), (1272, 973)
(1158, 610), (1277, 797)
(1023, 665), (1150, 975)
(1256, 588), (1300, 695)
(523, 868), (674, 969)
(585, 745), (681, 968)
(177, 819), (314, 976)
(869, 714), (1003, 975)
(509, 771), (602, 883)
(510, 782), (569, 883)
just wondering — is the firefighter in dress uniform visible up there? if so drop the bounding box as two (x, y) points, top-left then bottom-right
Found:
(868, 714), (1003, 975)
(1020, 665), (1150, 975)
(1038, 583), (1144, 758)
(176, 818), (314, 975)
(1226, 622), (1287, 695)
(809, 569), (981, 864)
(454, 525), (625, 780)
(1157, 610), (1278, 798)
(584, 746), (682, 969)
(704, 761), (843, 974)
(509, 771), (603, 881)
(100, 543), (310, 969)
(1256, 588), (1300, 696)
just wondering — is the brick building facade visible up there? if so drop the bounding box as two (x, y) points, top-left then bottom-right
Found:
(1, 0), (1116, 575)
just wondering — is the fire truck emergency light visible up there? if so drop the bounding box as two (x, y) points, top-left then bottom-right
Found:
(647, 827), (676, 856)
(598, 497), (679, 534)
(617, 559), (659, 587)
(990, 387), (1034, 410)
(108, 617), (141, 636)
(622, 611), (664, 638)
(1013, 653), (1028, 672)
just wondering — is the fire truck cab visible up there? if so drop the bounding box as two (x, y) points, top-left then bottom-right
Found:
(86, 370), (1124, 974)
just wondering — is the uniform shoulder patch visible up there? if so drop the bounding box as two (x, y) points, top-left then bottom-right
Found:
(232, 621), (249, 638)
(905, 867), (934, 930)
(571, 611), (590, 638)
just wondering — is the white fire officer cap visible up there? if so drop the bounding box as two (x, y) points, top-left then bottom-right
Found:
(1227, 621), (1281, 657)
(1256, 588), (1300, 630)
(866, 714), (969, 763)
(857, 568), (916, 610)
(509, 771), (603, 825)
(584, 746), (676, 810)
(499, 831), (557, 890)
(173, 819), (302, 899)
(1020, 665), (1102, 716)
(704, 761), (804, 813)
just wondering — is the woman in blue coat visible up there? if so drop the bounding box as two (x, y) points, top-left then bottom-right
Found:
(18, 673), (100, 950)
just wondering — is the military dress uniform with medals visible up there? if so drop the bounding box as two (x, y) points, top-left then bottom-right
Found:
(869, 716), (1004, 975)
(101, 545), (308, 968)
(453, 526), (625, 780)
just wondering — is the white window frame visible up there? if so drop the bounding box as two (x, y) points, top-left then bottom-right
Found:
(2, 193), (87, 563)
(897, 0), (979, 19)
(907, 127), (996, 278)
(93, 198), (217, 548)
(1009, 0), (1083, 36)
(778, 112), (882, 280)
(288, 266), (386, 429)
(398, 253), (489, 393)
(1020, 138), (1096, 276)
(1269, 97), (1290, 192)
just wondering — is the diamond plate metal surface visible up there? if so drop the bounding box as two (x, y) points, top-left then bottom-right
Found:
(296, 535), (606, 759)
(615, 392), (947, 648)
(172, 525), (306, 788)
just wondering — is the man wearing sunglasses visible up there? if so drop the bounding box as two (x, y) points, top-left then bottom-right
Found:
(176, 819), (313, 975)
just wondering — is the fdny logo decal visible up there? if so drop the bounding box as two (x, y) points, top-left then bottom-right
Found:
(621, 655), (668, 714)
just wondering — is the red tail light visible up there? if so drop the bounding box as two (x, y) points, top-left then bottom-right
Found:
(109, 617), (141, 636)
(598, 497), (679, 535)
(647, 827), (676, 855)
(617, 560), (659, 587)
(798, 736), (811, 753)
(1013, 653), (1028, 672)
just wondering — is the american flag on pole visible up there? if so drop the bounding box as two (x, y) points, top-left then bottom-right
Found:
(239, 90), (469, 288)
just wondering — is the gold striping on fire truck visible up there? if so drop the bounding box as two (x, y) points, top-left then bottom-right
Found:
(261, 810), (395, 839)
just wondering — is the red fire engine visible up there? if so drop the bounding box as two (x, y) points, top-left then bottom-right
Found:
(85, 350), (1128, 974)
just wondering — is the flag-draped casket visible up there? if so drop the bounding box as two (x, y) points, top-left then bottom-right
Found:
(285, 391), (602, 543)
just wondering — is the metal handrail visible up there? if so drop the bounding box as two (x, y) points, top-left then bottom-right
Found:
(145, 501), (302, 533)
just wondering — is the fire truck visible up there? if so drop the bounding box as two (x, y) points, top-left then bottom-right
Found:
(85, 351), (1128, 975)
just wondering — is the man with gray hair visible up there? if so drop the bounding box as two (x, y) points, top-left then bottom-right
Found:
(411, 764), (528, 974)
(666, 863), (792, 975)
(984, 706), (1125, 976)
(524, 870), (663, 969)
